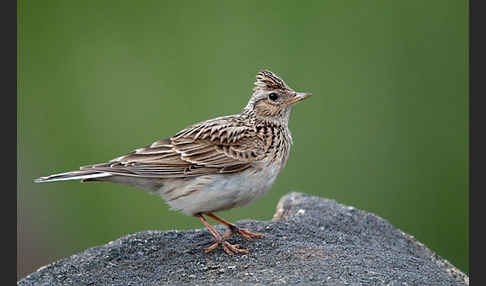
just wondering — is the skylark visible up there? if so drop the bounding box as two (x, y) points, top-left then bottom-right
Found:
(35, 69), (312, 255)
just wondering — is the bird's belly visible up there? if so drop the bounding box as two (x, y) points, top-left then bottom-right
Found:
(159, 164), (281, 215)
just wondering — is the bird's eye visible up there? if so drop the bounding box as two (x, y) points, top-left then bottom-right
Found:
(268, 93), (279, 101)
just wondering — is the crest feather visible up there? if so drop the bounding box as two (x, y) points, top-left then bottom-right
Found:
(253, 69), (288, 92)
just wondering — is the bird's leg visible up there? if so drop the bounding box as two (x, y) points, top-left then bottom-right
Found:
(195, 214), (248, 255)
(206, 213), (264, 241)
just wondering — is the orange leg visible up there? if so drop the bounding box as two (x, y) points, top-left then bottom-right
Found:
(195, 214), (249, 255)
(206, 213), (264, 241)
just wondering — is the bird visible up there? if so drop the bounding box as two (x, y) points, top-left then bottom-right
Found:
(34, 69), (312, 255)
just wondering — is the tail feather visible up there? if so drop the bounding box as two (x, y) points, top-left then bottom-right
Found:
(34, 170), (112, 183)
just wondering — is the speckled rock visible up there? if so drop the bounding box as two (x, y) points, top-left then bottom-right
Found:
(18, 192), (469, 285)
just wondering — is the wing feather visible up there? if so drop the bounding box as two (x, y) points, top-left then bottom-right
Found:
(81, 117), (268, 178)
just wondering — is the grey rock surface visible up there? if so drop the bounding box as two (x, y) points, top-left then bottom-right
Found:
(18, 192), (468, 285)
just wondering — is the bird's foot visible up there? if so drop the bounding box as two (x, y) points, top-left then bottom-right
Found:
(225, 226), (264, 241)
(197, 213), (262, 255)
(239, 228), (264, 240)
(204, 240), (249, 255)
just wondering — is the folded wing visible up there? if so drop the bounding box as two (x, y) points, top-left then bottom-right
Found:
(81, 117), (268, 178)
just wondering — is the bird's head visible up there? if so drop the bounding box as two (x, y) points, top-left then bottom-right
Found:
(243, 69), (312, 124)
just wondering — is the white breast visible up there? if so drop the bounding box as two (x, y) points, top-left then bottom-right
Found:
(160, 161), (282, 215)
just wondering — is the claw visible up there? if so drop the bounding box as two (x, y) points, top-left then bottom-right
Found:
(197, 213), (262, 256)
(221, 242), (234, 255)
(237, 228), (264, 240)
(205, 241), (249, 255)
(204, 242), (220, 254)
(223, 241), (249, 254)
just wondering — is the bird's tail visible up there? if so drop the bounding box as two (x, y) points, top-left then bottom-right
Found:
(34, 170), (112, 183)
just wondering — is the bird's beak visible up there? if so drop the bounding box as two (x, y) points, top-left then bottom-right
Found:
(282, 92), (312, 105)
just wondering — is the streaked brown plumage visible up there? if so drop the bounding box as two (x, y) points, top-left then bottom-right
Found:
(35, 69), (311, 255)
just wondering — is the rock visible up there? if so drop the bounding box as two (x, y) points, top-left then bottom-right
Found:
(18, 192), (469, 285)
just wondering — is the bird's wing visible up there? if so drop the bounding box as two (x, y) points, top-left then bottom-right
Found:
(80, 117), (269, 178)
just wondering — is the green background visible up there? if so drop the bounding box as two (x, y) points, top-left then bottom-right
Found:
(18, 0), (469, 280)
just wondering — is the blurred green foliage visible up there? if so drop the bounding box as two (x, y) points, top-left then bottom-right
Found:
(18, 0), (468, 279)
